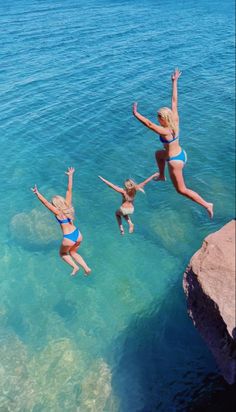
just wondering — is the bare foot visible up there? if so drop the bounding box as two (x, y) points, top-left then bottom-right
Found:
(129, 223), (134, 233)
(71, 266), (79, 276)
(153, 173), (166, 182)
(206, 203), (214, 219)
(120, 226), (125, 235)
(84, 268), (92, 276)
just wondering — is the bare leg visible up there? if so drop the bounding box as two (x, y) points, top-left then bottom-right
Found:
(59, 244), (79, 276)
(116, 210), (124, 235)
(69, 237), (91, 276)
(154, 150), (167, 181)
(168, 161), (214, 218)
(123, 214), (134, 233)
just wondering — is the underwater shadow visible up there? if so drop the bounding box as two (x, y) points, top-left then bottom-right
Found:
(109, 282), (236, 412)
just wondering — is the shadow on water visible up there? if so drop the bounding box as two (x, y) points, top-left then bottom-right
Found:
(8, 237), (58, 253)
(184, 375), (236, 412)
(109, 281), (236, 412)
(53, 298), (78, 322)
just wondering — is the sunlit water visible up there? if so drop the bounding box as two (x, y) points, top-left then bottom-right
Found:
(0, 0), (235, 410)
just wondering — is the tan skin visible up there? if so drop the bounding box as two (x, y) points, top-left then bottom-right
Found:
(98, 172), (159, 234)
(32, 168), (91, 276)
(132, 69), (213, 218)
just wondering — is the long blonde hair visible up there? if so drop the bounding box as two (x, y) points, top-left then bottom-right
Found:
(158, 107), (178, 136)
(51, 195), (75, 220)
(124, 179), (145, 195)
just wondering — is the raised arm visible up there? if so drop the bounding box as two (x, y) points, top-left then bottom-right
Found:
(136, 172), (160, 190)
(98, 176), (124, 194)
(31, 185), (59, 214)
(65, 167), (75, 205)
(171, 68), (182, 118)
(133, 102), (168, 135)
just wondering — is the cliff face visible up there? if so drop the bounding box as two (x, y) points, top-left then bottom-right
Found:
(183, 220), (236, 384)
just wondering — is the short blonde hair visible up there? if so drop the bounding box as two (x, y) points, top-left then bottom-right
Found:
(158, 107), (178, 136)
(51, 195), (75, 220)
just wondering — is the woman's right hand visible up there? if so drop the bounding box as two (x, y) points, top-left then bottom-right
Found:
(31, 184), (39, 195)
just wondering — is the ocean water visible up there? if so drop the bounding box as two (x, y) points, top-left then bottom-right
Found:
(0, 0), (235, 411)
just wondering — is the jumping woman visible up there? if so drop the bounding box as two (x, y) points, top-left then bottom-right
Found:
(132, 68), (213, 218)
(98, 172), (159, 235)
(32, 167), (91, 276)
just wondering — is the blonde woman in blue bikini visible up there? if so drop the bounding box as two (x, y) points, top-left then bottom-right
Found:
(32, 167), (91, 276)
(99, 172), (159, 234)
(133, 68), (213, 218)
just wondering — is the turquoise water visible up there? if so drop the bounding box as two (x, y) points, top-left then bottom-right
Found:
(0, 0), (235, 410)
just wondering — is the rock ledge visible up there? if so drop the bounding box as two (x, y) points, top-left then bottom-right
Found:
(183, 220), (236, 384)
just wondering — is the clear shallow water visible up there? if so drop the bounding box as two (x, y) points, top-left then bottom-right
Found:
(0, 0), (235, 410)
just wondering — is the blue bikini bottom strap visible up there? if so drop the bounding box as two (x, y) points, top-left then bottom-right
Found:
(167, 149), (187, 163)
(63, 228), (80, 242)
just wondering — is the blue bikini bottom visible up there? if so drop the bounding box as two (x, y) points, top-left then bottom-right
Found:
(63, 228), (80, 243)
(167, 149), (187, 164)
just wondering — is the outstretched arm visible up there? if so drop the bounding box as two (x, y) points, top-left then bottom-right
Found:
(65, 167), (75, 205)
(31, 185), (59, 214)
(171, 68), (182, 118)
(136, 172), (160, 190)
(98, 176), (124, 194)
(132, 103), (168, 135)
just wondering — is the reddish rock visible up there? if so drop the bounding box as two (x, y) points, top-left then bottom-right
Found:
(183, 220), (236, 384)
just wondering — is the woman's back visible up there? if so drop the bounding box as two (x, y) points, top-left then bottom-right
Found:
(122, 188), (136, 203)
(55, 213), (77, 235)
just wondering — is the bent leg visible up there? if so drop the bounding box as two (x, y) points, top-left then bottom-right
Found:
(69, 236), (91, 275)
(59, 243), (79, 276)
(154, 150), (167, 181)
(168, 161), (213, 218)
(115, 210), (124, 235)
(123, 214), (134, 233)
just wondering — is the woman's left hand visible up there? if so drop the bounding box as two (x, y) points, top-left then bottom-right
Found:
(152, 172), (161, 180)
(172, 68), (182, 81)
(65, 167), (75, 176)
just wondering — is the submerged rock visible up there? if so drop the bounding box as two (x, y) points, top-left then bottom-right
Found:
(78, 359), (114, 411)
(183, 220), (236, 384)
(0, 334), (103, 411)
(10, 208), (58, 250)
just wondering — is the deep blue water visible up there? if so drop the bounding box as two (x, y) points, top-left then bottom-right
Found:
(0, 0), (235, 410)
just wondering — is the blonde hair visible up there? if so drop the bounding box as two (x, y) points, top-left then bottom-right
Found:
(158, 107), (178, 136)
(51, 195), (75, 220)
(124, 179), (145, 194)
